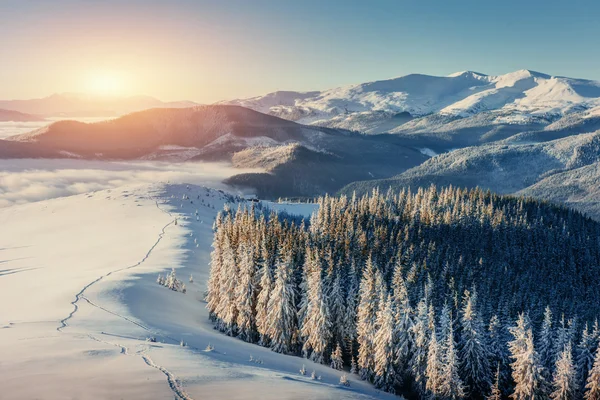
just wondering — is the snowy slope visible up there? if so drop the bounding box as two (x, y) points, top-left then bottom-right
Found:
(0, 182), (392, 399)
(221, 70), (600, 134)
(340, 129), (600, 220)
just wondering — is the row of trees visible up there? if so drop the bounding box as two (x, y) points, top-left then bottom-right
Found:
(206, 186), (600, 398)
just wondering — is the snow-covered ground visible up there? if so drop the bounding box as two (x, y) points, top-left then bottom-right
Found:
(0, 181), (392, 399)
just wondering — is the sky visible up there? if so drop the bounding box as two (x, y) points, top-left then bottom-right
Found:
(1, 0), (599, 103)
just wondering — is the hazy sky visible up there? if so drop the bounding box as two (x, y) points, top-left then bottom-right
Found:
(2, 0), (599, 103)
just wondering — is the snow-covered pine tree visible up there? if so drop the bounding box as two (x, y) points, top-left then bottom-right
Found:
(488, 314), (510, 393)
(350, 356), (358, 375)
(342, 259), (359, 356)
(392, 260), (413, 381)
(539, 306), (555, 375)
(235, 240), (258, 342)
(328, 269), (346, 351)
(330, 343), (344, 370)
(410, 296), (430, 396)
(440, 320), (465, 400)
(426, 324), (443, 398)
(551, 341), (577, 400)
(265, 246), (298, 354)
(508, 313), (549, 400)
(256, 241), (273, 347)
(373, 295), (397, 393)
(459, 289), (492, 397)
(206, 212), (224, 320)
(487, 364), (502, 400)
(357, 255), (379, 381)
(215, 233), (238, 335)
(578, 324), (597, 395)
(300, 248), (331, 364)
(585, 347), (600, 400)
(554, 314), (570, 364)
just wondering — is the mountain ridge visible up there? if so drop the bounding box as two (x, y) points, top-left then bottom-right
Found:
(221, 69), (600, 143)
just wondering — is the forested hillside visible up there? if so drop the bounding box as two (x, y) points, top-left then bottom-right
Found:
(206, 186), (600, 399)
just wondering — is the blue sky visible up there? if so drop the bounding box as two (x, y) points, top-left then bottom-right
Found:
(1, 0), (599, 102)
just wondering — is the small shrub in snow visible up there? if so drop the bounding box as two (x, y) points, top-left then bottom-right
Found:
(157, 268), (186, 294)
(180, 340), (186, 347)
(205, 343), (214, 352)
(300, 365), (306, 375)
(189, 274), (194, 283)
(340, 374), (350, 387)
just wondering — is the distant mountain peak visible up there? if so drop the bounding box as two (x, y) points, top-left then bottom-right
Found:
(447, 70), (488, 78)
(221, 69), (600, 135)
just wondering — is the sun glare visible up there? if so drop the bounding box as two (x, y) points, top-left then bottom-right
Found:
(85, 71), (127, 97)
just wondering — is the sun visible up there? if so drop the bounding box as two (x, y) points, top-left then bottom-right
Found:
(84, 71), (127, 97)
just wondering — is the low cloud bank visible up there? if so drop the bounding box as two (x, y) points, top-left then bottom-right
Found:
(0, 159), (256, 207)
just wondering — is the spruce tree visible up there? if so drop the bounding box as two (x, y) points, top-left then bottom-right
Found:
(426, 324), (443, 398)
(373, 295), (397, 393)
(550, 342), (577, 400)
(459, 289), (492, 397)
(235, 241), (257, 342)
(440, 321), (466, 400)
(392, 261), (413, 381)
(539, 306), (555, 375)
(410, 297), (430, 396)
(265, 247), (298, 354)
(256, 248), (273, 346)
(300, 249), (331, 364)
(330, 343), (344, 370)
(487, 364), (502, 400)
(585, 347), (600, 400)
(357, 256), (378, 381)
(578, 324), (597, 395)
(508, 313), (549, 400)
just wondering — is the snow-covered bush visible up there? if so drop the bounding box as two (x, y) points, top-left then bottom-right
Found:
(157, 268), (186, 293)
(340, 374), (350, 387)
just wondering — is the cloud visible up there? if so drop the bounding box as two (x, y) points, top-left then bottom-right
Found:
(0, 159), (258, 208)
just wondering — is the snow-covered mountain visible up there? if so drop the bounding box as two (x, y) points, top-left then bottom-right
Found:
(0, 93), (198, 118)
(2, 105), (427, 198)
(221, 70), (600, 138)
(341, 128), (600, 219)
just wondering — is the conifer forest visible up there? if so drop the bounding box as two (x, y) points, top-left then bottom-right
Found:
(207, 186), (600, 399)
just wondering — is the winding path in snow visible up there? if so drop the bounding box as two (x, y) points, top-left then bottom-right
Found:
(55, 194), (194, 400)
(57, 198), (174, 332)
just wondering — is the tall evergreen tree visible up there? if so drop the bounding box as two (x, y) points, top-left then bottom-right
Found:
(440, 320), (466, 400)
(392, 261), (413, 381)
(373, 295), (397, 393)
(508, 314), (549, 400)
(487, 364), (502, 400)
(426, 324), (443, 398)
(585, 347), (600, 400)
(300, 249), (331, 364)
(256, 242), (273, 346)
(578, 324), (597, 395)
(539, 307), (555, 374)
(357, 256), (379, 381)
(265, 247), (298, 354)
(410, 297), (430, 396)
(459, 289), (492, 397)
(235, 240), (258, 342)
(550, 342), (577, 400)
